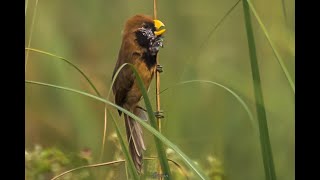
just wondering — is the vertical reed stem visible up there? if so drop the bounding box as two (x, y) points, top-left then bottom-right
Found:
(154, 0), (162, 179)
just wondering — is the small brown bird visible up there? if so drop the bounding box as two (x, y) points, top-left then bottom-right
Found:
(112, 14), (166, 173)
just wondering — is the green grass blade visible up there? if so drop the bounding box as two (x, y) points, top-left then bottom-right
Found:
(145, 157), (189, 179)
(160, 80), (256, 132)
(52, 157), (188, 180)
(25, 0), (39, 72)
(245, 0), (295, 94)
(242, 1), (277, 180)
(25, 48), (101, 97)
(107, 63), (131, 100)
(25, 47), (106, 165)
(100, 63), (132, 161)
(198, 0), (241, 52)
(25, 80), (209, 180)
(51, 160), (125, 180)
(281, 0), (288, 26)
(122, 64), (172, 179)
(25, 0), (28, 16)
(99, 64), (129, 162)
(181, 0), (241, 79)
(108, 110), (139, 180)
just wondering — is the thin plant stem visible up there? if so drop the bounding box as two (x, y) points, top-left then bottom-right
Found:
(153, 0), (164, 179)
(25, 0), (39, 72)
(51, 160), (125, 180)
(51, 157), (188, 180)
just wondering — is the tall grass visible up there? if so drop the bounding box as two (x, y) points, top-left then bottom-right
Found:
(245, 0), (295, 94)
(24, 47), (207, 179)
(26, 0), (294, 179)
(26, 49), (256, 179)
(242, 1), (277, 179)
(25, 79), (209, 179)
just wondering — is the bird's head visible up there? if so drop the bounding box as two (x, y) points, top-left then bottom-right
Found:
(123, 14), (166, 37)
(123, 14), (166, 52)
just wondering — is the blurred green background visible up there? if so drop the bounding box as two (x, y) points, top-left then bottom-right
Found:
(25, 0), (294, 179)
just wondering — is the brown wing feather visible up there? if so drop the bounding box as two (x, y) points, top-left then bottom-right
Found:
(112, 37), (147, 173)
(112, 36), (139, 114)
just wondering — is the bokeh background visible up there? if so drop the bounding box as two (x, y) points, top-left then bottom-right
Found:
(25, 0), (294, 179)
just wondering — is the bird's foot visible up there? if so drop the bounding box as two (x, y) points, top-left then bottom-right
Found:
(154, 110), (164, 119)
(156, 64), (163, 73)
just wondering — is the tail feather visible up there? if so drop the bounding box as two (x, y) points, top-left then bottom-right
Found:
(124, 107), (146, 173)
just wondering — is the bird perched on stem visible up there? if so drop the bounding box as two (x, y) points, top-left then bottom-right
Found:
(112, 14), (166, 173)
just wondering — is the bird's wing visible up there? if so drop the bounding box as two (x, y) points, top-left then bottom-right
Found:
(112, 39), (141, 111)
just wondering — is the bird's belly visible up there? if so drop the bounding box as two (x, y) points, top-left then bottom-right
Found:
(136, 60), (155, 86)
(126, 61), (155, 107)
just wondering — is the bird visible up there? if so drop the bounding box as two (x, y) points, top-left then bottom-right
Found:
(111, 14), (166, 173)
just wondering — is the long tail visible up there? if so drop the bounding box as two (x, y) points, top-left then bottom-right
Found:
(124, 107), (146, 174)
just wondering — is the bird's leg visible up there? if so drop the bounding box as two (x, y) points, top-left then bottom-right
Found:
(154, 110), (164, 119)
(156, 64), (163, 73)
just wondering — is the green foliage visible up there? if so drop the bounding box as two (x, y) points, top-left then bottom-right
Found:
(25, 145), (93, 180)
(26, 80), (209, 179)
(26, 0), (294, 179)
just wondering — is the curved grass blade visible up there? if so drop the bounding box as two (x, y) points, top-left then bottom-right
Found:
(25, 0), (39, 72)
(51, 160), (125, 180)
(99, 106), (108, 162)
(108, 110), (139, 180)
(51, 157), (188, 180)
(25, 80), (209, 180)
(25, 48), (111, 167)
(145, 157), (189, 180)
(25, 48), (101, 97)
(181, 0), (241, 79)
(160, 80), (256, 132)
(198, 0), (241, 53)
(242, 1), (277, 179)
(99, 63), (137, 161)
(105, 64), (188, 179)
(117, 63), (172, 179)
(245, 0), (295, 94)
(99, 63), (130, 161)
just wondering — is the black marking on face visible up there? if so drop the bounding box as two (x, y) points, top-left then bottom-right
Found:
(135, 21), (163, 70)
(135, 30), (150, 48)
(142, 52), (157, 70)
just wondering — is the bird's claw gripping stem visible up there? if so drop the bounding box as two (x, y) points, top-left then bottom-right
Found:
(154, 110), (164, 119)
(156, 64), (163, 73)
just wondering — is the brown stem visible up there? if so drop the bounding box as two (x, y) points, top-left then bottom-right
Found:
(153, 0), (158, 19)
(153, 0), (162, 179)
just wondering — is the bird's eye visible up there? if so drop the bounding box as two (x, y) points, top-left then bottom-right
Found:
(142, 23), (149, 28)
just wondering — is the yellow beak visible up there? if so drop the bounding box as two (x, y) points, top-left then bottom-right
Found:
(153, 19), (166, 36)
